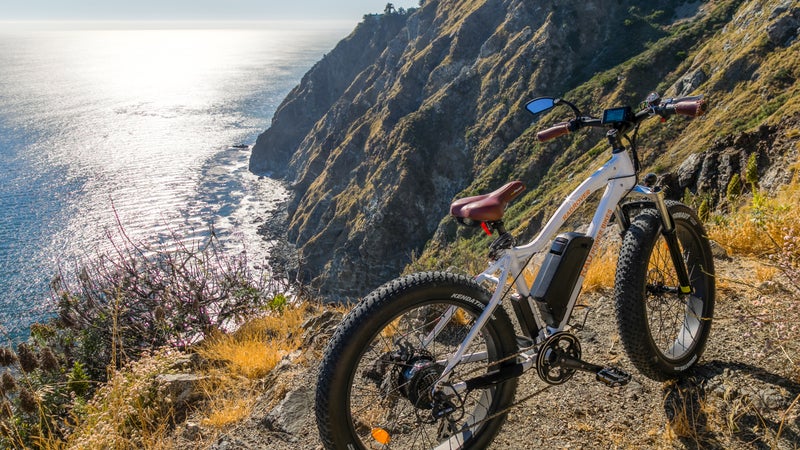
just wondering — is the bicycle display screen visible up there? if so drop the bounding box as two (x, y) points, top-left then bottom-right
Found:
(602, 106), (632, 124)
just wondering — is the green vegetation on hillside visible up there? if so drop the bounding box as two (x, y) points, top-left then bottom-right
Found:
(415, 0), (800, 271)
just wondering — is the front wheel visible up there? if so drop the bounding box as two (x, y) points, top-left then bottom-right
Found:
(615, 201), (715, 381)
(315, 271), (519, 450)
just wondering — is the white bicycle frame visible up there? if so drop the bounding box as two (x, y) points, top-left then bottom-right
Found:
(433, 145), (662, 388)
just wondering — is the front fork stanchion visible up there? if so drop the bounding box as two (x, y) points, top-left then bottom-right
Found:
(651, 187), (692, 293)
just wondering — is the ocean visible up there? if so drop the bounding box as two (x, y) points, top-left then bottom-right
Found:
(0, 21), (350, 338)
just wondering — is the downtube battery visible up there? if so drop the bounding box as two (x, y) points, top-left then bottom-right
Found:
(531, 232), (594, 327)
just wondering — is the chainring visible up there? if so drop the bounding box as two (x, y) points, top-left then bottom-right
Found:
(536, 331), (582, 385)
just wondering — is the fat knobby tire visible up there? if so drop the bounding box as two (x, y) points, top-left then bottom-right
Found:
(315, 271), (519, 450)
(614, 201), (715, 381)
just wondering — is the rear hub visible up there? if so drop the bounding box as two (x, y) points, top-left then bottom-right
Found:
(402, 357), (443, 409)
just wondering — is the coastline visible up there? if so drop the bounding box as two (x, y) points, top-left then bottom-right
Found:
(0, 23), (348, 337)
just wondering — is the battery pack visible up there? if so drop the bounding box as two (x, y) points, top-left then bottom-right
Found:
(531, 232), (594, 327)
(510, 293), (538, 339)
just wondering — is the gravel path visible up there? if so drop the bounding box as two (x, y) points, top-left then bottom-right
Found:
(175, 256), (800, 449)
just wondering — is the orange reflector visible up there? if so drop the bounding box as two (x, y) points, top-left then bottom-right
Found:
(371, 427), (391, 445)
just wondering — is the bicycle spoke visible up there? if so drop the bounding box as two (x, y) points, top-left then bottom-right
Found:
(339, 299), (505, 449)
(643, 230), (709, 360)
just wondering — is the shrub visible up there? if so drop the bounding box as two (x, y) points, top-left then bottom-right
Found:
(0, 226), (291, 448)
(65, 349), (183, 449)
(726, 173), (742, 202)
(0, 343), (76, 447)
(745, 152), (759, 189)
(49, 228), (282, 379)
(710, 174), (799, 263)
(697, 198), (710, 222)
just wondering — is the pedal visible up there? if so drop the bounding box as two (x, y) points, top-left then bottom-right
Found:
(596, 367), (631, 387)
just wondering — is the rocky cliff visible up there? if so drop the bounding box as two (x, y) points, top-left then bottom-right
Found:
(250, 0), (800, 301)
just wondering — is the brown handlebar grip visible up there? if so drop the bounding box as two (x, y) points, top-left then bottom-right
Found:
(537, 122), (571, 142)
(674, 99), (708, 117)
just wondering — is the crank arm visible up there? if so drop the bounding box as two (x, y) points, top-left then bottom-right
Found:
(550, 352), (603, 373)
(550, 352), (632, 387)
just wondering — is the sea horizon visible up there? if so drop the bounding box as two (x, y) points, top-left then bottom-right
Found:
(0, 19), (361, 31)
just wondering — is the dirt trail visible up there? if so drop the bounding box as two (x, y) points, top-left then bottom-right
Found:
(176, 256), (800, 450)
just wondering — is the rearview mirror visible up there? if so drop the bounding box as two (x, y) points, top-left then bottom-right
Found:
(525, 97), (556, 115)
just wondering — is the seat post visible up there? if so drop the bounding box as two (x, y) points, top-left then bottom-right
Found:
(488, 221), (508, 235)
(488, 221), (516, 260)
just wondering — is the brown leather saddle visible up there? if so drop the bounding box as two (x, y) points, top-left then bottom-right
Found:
(450, 181), (525, 225)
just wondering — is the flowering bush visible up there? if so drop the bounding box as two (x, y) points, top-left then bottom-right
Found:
(50, 229), (283, 379)
(0, 228), (290, 447)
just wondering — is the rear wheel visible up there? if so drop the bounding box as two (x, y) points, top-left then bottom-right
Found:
(315, 271), (518, 449)
(615, 201), (715, 380)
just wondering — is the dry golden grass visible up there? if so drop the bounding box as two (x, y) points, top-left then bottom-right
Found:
(50, 300), (311, 448)
(200, 391), (257, 428)
(583, 242), (619, 293)
(754, 263), (778, 284)
(709, 169), (800, 259)
(194, 304), (310, 430)
(776, 394), (800, 444)
(198, 304), (308, 379)
(64, 349), (182, 450)
(663, 380), (708, 446)
(707, 168), (800, 310)
(708, 210), (783, 258)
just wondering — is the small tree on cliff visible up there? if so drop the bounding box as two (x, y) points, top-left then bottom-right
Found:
(384, 3), (396, 14)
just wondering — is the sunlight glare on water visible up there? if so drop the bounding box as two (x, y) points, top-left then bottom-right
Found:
(0, 21), (349, 336)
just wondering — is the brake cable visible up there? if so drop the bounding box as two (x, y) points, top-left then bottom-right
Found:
(624, 123), (641, 173)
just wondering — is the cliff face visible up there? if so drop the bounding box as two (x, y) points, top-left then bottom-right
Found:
(248, 14), (409, 176)
(251, 0), (800, 300)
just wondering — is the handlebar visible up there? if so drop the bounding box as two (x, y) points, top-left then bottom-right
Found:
(671, 99), (707, 117)
(536, 122), (571, 141)
(535, 95), (707, 142)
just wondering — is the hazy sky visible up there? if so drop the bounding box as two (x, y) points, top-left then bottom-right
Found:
(0, 0), (421, 22)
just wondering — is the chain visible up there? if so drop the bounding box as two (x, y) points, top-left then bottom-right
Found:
(451, 341), (540, 393)
(457, 383), (555, 434)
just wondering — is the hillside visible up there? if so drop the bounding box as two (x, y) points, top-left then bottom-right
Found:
(250, 0), (800, 302)
(1, 2), (799, 448)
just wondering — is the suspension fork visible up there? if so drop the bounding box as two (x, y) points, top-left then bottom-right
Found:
(651, 187), (693, 293)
